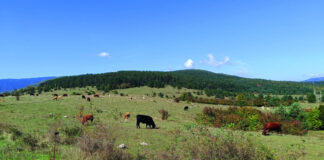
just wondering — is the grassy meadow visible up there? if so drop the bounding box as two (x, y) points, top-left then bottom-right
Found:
(0, 86), (324, 159)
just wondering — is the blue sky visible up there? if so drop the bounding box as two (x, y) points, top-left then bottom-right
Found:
(1, 0), (323, 81)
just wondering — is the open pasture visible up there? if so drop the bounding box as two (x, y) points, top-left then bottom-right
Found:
(0, 87), (324, 159)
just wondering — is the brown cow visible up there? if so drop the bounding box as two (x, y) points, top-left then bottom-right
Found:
(36, 94), (39, 96)
(52, 96), (58, 100)
(53, 93), (58, 97)
(94, 94), (100, 98)
(123, 112), (130, 119)
(63, 94), (68, 97)
(0, 99), (4, 102)
(81, 114), (94, 125)
(0, 94), (6, 97)
(87, 97), (91, 102)
(262, 122), (282, 135)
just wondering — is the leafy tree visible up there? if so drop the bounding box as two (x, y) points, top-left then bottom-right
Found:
(235, 93), (247, 107)
(307, 93), (316, 103)
(306, 109), (322, 130)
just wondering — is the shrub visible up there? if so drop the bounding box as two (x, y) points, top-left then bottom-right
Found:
(319, 105), (324, 129)
(158, 92), (164, 98)
(23, 134), (38, 151)
(77, 125), (131, 160)
(281, 120), (307, 135)
(159, 109), (170, 120)
(307, 93), (316, 103)
(287, 103), (307, 122)
(188, 129), (275, 160)
(306, 108), (322, 130)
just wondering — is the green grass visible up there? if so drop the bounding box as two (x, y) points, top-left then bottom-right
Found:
(0, 86), (324, 159)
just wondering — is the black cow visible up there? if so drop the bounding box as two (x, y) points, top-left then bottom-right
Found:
(53, 93), (58, 97)
(184, 106), (189, 111)
(136, 115), (156, 129)
(82, 95), (86, 99)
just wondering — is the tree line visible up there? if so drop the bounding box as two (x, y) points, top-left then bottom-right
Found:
(36, 69), (315, 96)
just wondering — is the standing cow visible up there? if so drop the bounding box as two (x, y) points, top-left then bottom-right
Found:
(87, 97), (91, 102)
(262, 122), (282, 135)
(82, 114), (94, 125)
(136, 115), (156, 129)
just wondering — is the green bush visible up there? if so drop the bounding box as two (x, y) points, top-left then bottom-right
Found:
(306, 108), (322, 130)
(319, 105), (324, 129)
(307, 93), (316, 103)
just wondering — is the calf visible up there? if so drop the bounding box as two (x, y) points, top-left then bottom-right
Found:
(184, 106), (189, 111)
(123, 112), (131, 119)
(136, 115), (156, 129)
(82, 114), (94, 125)
(262, 122), (282, 135)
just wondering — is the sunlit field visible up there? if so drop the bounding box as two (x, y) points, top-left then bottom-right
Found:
(0, 86), (323, 159)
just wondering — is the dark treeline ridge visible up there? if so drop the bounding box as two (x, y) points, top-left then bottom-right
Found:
(39, 69), (313, 96)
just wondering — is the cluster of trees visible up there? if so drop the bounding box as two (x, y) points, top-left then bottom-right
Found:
(38, 70), (314, 96)
(177, 92), (318, 107)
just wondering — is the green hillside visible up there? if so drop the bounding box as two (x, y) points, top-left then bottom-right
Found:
(39, 69), (313, 96)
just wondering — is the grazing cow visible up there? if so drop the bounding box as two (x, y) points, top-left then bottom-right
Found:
(30, 93), (34, 96)
(123, 112), (131, 119)
(82, 95), (86, 99)
(87, 97), (91, 102)
(36, 94), (39, 96)
(262, 122), (282, 135)
(53, 94), (58, 97)
(136, 115), (156, 129)
(184, 106), (189, 111)
(52, 96), (58, 101)
(94, 94), (100, 98)
(82, 114), (94, 125)
(63, 94), (68, 97)
(57, 96), (62, 100)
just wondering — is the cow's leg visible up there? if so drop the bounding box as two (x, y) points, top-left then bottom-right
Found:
(136, 122), (140, 128)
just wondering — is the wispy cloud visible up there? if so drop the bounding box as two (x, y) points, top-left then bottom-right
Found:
(201, 54), (230, 67)
(184, 59), (194, 68)
(98, 52), (110, 57)
(305, 73), (324, 78)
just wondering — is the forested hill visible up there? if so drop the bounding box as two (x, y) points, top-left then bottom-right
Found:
(39, 70), (313, 96)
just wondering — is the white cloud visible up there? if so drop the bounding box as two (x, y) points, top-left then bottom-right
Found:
(184, 59), (194, 68)
(306, 73), (324, 78)
(201, 54), (230, 67)
(98, 52), (110, 57)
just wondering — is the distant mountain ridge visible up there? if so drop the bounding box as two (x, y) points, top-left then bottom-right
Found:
(0, 77), (55, 93)
(304, 77), (324, 82)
